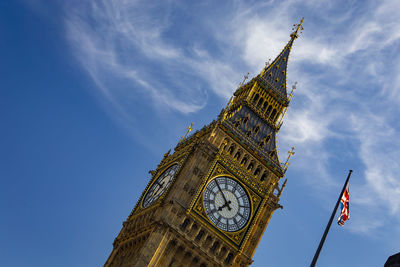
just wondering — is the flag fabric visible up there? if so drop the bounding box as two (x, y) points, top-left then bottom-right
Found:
(337, 182), (350, 226)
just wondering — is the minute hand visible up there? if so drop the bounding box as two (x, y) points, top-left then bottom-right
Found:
(215, 179), (231, 211)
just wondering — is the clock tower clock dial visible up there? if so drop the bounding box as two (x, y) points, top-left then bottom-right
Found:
(203, 177), (251, 232)
(142, 163), (179, 208)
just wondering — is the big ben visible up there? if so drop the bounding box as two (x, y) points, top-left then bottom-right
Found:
(104, 18), (304, 267)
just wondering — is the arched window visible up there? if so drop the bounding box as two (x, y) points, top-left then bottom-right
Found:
(242, 116), (249, 124)
(259, 141), (265, 148)
(240, 156), (248, 165)
(270, 109), (277, 120)
(180, 219), (190, 230)
(269, 150), (275, 158)
(234, 120), (240, 127)
(253, 125), (260, 134)
(257, 97), (264, 107)
(253, 94), (259, 104)
(228, 145), (235, 155)
(234, 150), (241, 160)
(266, 105), (272, 116)
(262, 101), (268, 111)
(225, 253), (234, 264)
(265, 134), (271, 144)
(220, 138), (229, 150)
(247, 161), (254, 171)
(195, 230), (205, 241)
(246, 130), (252, 137)
(210, 241), (220, 252)
(254, 168), (261, 176)
(261, 172), (268, 181)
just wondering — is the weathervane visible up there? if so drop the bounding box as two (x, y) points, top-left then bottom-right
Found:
(291, 17), (304, 38)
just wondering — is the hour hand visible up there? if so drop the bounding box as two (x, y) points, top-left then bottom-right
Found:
(217, 200), (232, 211)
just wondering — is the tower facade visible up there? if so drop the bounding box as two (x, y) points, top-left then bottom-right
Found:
(104, 19), (303, 267)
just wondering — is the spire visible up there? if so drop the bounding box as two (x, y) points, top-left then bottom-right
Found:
(258, 18), (304, 102)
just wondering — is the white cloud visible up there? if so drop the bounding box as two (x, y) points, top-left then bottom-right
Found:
(63, 0), (400, 236)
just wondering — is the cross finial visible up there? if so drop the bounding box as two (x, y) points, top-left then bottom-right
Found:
(179, 122), (194, 143)
(283, 147), (295, 172)
(186, 122), (194, 136)
(291, 17), (304, 39)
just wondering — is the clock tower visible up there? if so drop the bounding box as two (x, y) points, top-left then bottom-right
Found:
(104, 18), (303, 267)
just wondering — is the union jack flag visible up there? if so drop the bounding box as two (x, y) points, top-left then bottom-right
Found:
(337, 182), (350, 226)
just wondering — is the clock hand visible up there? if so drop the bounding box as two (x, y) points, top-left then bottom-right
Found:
(215, 179), (232, 211)
(217, 200), (232, 211)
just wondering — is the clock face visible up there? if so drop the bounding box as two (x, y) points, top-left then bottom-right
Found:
(203, 177), (251, 232)
(142, 164), (179, 208)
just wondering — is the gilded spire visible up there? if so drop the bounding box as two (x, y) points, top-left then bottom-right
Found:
(259, 18), (304, 103)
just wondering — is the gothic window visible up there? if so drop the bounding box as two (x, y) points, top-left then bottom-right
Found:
(240, 155), (248, 165)
(266, 105), (272, 116)
(220, 138), (229, 150)
(257, 97), (264, 107)
(180, 219), (190, 231)
(210, 241), (220, 253)
(260, 172), (268, 181)
(253, 94), (259, 104)
(195, 230), (204, 241)
(270, 109), (277, 120)
(242, 116), (249, 125)
(247, 161), (254, 171)
(254, 168), (261, 176)
(219, 247), (227, 258)
(205, 236), (212, 246)
(228, 144), (235, 155)
(253, 125), (260, 134)
(262, 101), (268, 111)
(234, 119), (241, 127)
(225, 253), (234, 264)
(246, 130), (252, 137)
(265, 134), (271, 144)
(234, 150), (241, 160)
(259, 140), (265, 148)
(190, 223), (198, 233)
(269, 150), (275, 158)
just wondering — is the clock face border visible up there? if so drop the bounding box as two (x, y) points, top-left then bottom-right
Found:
(141, 163), (180, 209)
(203, 176), (252, 232)
(189, 160), (263, 249)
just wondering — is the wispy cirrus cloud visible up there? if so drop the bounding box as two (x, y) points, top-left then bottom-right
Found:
(224, 0), (400, 236)
(64, 0), (400, 237)
(65, 0), (239, 118)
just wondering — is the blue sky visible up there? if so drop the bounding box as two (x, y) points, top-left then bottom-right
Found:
(1, 0), (400, 266)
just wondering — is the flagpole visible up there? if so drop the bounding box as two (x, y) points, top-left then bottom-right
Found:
(310, 169), (353, 267)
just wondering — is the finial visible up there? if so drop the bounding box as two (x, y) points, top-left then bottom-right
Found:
(265, 59), (272, 67)
(179, 122), (194, 142)
(277, 179), (287, 197)
(239, 72), (250, 87)
(288, 81), (297, 101)
(163, 149), (171, 158)
(186, 122), (193, 137)
(283, 147), (295, 172)
(290, 17), (304, 39)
